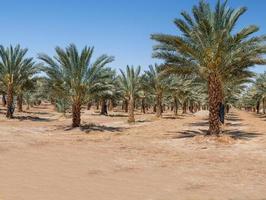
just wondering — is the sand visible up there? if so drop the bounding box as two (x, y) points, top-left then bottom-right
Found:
(0, 104), (266, 200)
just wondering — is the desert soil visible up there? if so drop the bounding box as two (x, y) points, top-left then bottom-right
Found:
(0, 104), (266, 200)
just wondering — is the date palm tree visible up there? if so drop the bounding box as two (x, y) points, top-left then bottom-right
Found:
(142, 64), (169, 117)
(151, 0), (266, 135)
(0, 45), (37, 118)
(39, 44), (114, 127)
(118, 65), (141, 123)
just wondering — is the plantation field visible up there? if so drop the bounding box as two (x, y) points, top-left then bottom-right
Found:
(0, 104), (266, 200)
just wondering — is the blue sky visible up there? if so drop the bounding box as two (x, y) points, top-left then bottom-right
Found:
(0, 0), (266, 73)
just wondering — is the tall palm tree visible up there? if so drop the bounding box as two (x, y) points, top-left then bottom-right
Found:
(118, 65), (141, 123)
(151, 0), (266, 135)
(39, 44), (114, 127)
(142, 64), (169, 118)
(0, 45), (37, 118)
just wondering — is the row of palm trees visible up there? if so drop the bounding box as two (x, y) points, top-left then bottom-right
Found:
(238, 72), (266, 113)
(0, 0), (265, 136)
(0, 45), (205, 126)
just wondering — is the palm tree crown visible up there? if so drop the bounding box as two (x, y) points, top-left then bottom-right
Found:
(0, 45), (37, 118)
(151, 0), (266, 134)
(39, 44), (114, 127)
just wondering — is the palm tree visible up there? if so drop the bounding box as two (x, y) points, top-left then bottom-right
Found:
(255, 72), (266, 114)
(151, 0), (266, 135)
(0, 45), (37, 118)
(39, 44), (114, 127)
(90, 67), (118, 115)
(142, 64), (169, 118)
(118, 65), (141, 123)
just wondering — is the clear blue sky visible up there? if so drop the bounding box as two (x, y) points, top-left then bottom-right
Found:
(1, 0), (266, 73)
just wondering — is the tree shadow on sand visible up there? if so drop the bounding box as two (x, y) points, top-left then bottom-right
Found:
(174, 129), (262, 140)
(169, 113), (262, 141)
(64, 123), (127, 134)
(13, 115), (53, 122)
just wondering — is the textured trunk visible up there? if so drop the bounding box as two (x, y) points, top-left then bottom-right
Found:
(226, 104), (230, 114)
(156, 94), (162, 118)
(256, 101), (260, 114)
(182, 101), (187, 114)
(174, 96), (178, 116)
(17, 94), (23, 112)
(100, 99), (108, 115)
(72, 101), (81, 127)
(87, 102), (92, 110)
(96, 101), (99, 110)
(128, 96), (135, 123)
(263, 97), (266, 114)
(124, 100), (128, 113)
(208, 73), (223, 135)
(6, 83), (14, 118)
(153, 104), (156, 113)
(2, 94), (6, 107)
(141, 98), (145, 114)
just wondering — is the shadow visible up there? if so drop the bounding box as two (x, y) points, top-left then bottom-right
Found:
(81, 124), (126, 133)
(163, 116), (184, 120)
(108, 114), (128, 118)
(13, 115), (52, 122)
(256, 114), (266, 121)
(167, 112), (262, 141)
(223, 129), (263, 140)
(23, 111), (50, 115)
(226, 113), (244, 122)
(169, 128), (262, 141)
(63, 123), (127, 134)
(225, 122), (244, 127)
(188, 121), (209, 126)
(171, 129), (207, 139)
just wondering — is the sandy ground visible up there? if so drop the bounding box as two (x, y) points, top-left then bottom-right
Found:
(0, 104), (266, 200)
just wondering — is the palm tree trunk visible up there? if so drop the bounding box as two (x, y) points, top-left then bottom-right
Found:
(17, 94), (23, 112)
(100, 99), (108, 115)
(6, 83), (14, 118)
(128, 96), (135, 123)
(226, 104), (230, 114)
(87, 102), (92, 110)
(141, 98), (146, 114)
(182, 101), (187, 114)
(96, 101), (99, 110)
(256, 100), (260, 114)
(263, 97), (266, 114)
(72, 101), (81, 127)
(156, 94), (162, 118)
(2, 94), (6, 107)
(124, 100), (128, 113)
(208, 73), (223, 135)
(174, 96), (178, 116)
(153, 104), (156, 113)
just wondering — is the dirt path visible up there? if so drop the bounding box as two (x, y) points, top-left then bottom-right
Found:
(0, 108), (266, 200)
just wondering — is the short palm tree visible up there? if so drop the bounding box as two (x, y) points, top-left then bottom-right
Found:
(118, 65), (141, 122)
(39, 44), (114, 127)
(0, 45), (37, 118)
(151, 0), (266, 135)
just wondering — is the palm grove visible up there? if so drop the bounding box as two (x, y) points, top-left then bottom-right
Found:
(0, 1), (265, 135)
